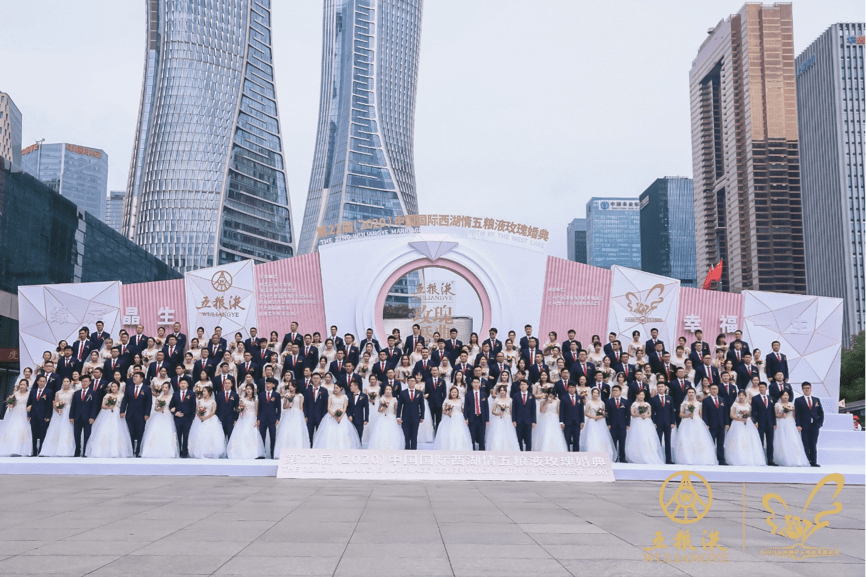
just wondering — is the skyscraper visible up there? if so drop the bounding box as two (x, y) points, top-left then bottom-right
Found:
(639, 177), (697, 287)
(689, 3), (805, 294)
(297, 0), (423, 254)
(566, 218), (587, 263)
(585, 198), (641, 270)
(105, 190), (126, 233)
(122, 0), (294, 272)
(21, 142), (108, 220)
(0, 92), (22, 171)
(796, 24), (865, 343)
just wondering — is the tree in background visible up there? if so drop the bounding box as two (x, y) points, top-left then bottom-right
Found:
(840, 331), (864, 403)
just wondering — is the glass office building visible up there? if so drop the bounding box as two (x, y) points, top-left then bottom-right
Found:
(21, 142), (108, 221)
(797, 24), (865, 344)
(297, 0), (423, 254)
(566, 218), (587, 263)
(105, 190), (126, 233)
(0, 92), (22, 171)
(0, 165), (181, 398)
(639, 177), (697, 287)
(586, 198), (641, 270)
(123, 0), (294, 272)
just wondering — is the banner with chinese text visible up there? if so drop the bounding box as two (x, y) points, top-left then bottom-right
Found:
(120, 278), (187, 337)
(539, 257), (611, 348)
(254, 253), (327, 337)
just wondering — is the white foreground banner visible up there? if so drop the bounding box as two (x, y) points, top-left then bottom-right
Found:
(277, 449), (615, 482)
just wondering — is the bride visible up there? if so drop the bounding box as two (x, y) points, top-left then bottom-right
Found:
(86, 382), (134, 458)
(534, 389), (567, 452)
(433, 386), (473, 451)
(140, 381), (179, 458)
(580, 387), (617, 461)
(773, 391), (810, 467)
(674, 387), (718, 465)
(366, 384), (405, 450)
(226, 384), (266, 459)
(273, 382), (309, 456)
(624, 390), (664, 464)
(487, 385), (519, 451)
(0, 380), (33, 456)
(188, 386), (226, 459)
(39, 378), (76, 457)
(725, 390), (767, 466)
(313, 383), (361, 449)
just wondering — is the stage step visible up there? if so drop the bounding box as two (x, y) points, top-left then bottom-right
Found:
(816, 429), (865, 447)
(817, 446), (865, 466)
(823, 412), (855, 431)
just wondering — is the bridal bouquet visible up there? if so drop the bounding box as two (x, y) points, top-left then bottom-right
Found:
(105, 396), (117, 407)
(638, 405), (648, 415)
(541, 385), (555, 396)
(782, 406), (792, 414)
(334, 409), (343, 418)
(367, 391), (377, 403)
(738, 410), (750, 419)
(285, 394), (295, 405)
(686, 404), (695, 414)
(54, 400), (66, 411)
(602, 370), (611, 380)
(236, 402), (247, 416)
(443, 405), (453, 416)
(156, 399), (167, 411)
(4, 395), (15, 408)
(378, 400), (389, 412)
(195, 389), (203, 399)
(196, 407), (207, 418)
(594, 407), (606, 417)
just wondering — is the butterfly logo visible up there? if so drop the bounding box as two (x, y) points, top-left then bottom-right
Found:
(762, 473), (844, 560)
(624, 284), (666, 323)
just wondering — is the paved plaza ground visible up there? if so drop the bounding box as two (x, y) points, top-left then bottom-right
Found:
(0, 475), (862, 577)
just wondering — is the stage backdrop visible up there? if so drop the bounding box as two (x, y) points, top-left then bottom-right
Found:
(539, 257), (611, 348)
(254, 253), (327, 338)
(676, 287), (744, 348)
(741, 290), (843, 411)
(185, 260), (258, 340)
(120, 278), (187, 337)
(18, 281), (121, 374)
(607, 266), (680, 350)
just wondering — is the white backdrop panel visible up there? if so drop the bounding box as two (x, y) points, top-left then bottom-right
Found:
(607, 266), (680, 348)
(185, 260), (258, 340)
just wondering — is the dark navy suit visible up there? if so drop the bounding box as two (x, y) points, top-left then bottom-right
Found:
(70, 386), (98, 456)
(627, 381), (651, 404)
(426, 376), (447, 431)
(795, 395), (823, 465)
(120, 383), (152, 455)
(766, 352), (789, 382)
(396, 388), (425, 450)
(751, 393), (777, 464)
(214, 389), (240, 439)
(347, 390), (369, 440)
(170, 389), (196, 457)
(559, 392), (584, 452)
(27, 386), (54, 455)
(463, 389), (488, 450)
(605, 396), (630, 462)
(702, 395), (728, 465)
(768, 381), (794, 403)
(257, 389), (282, 458)
(650, 393), (676, 463)
(512, 390), (536, 451)
(303, 386), (329, 446)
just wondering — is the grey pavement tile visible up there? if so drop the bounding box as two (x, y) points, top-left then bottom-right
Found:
(777, 561), (866, 577)
(91, 554), (232, 575)
(238, 542), (345, 557)
(0, 554), (120, 575)
(0, 540), (48, 555)
(214, 555), (341, 575)
(334, 554), (454, 577)
(0, 528), (84, 542)
(540, 544), (653, 560)
(129, 539), (248, 557)
(519, 522), (607, 534)
(449, 556), (572, 577)
(445, 543), (552, 559)
(558, 559), (685, 577)
(341, 543), (450, 559)
(24, 540), (145, 557)
(667, 559), (804, 577)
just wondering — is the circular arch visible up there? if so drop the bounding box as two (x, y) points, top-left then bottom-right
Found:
(374, 258), (492, 343)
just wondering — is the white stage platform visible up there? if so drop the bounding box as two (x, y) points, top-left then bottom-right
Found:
(0, 456), (861, 484)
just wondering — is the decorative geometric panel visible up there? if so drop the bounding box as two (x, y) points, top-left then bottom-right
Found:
(607, 266), (680, 348)
(185, 260), (258, 340)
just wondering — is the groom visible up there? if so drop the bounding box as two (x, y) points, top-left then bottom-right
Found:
(257, 378), (281, 458)
(650, 382), (676, 464)
(119, 371), (152, 457)
(702, 383), (728, 465)
(397, 376), (425, 450)
(70, 374), (97, 457)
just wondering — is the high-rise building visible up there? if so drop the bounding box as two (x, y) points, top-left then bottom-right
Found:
(122, 0), (294, 272)
(796, 24), (865, 343)
(585, 198), (641, 270)
(0, 92), (22, 171)
(21, 142), (108, 220)
(297, 0), (423, 254)
(566, 218), (587, 263)
(689, 3), (805, 294)
(639, 177), (697, 287)
(105, 190), (126, 233)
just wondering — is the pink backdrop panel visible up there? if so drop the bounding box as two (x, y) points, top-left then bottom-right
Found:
(539, 256), (612, 348)
(120, 279), (187, 338)
(255, 253), (327, 338)
(676, 287), (744, 347)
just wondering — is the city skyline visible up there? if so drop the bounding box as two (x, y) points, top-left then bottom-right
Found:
(2, 0), (860, 260)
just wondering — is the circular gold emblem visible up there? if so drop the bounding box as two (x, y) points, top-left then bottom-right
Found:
(659, 471), (713, 524)
(211, 271), (233, 292)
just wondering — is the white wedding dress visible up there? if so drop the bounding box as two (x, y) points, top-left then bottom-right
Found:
(140, 394), (179, 458)
(313, 395), (361, 450)
(487, 397), (519, 451)
(0, 392), (33, 456)
(416, 383), (435, 443)
(773, 403), (810, 467)
(674, 401), (718, 465)
(624, 402), (664, 464)
(40, 389), (76, 457)
(188, 399), (226, 459)
(361, 385), (381, 447)
(227, 397), (266, 459)
(724, 402), (767, 466)
(273, 395), (310, 457)
(534, 398), (568, 452)
(86, 396), (134, 458)
(433, 399), (473, 451)
(580, 399), (617, 461)
(366, 397), (405, 450)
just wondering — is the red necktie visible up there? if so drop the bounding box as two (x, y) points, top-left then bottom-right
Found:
(475, 392), (480, 415)
(78, 344), (83, 360)
(571, 395), (575, 406)
(381, 362), (385, 372)
(616, 398), (620, 409)
(661, 396), (665, 406)
(423, 361), (426, 370)
(714, 397), (719, 408)
(226, 392), (229, 402)
(135, 386), (140, 399)
(736, 351), (740, 361)
(763, 396), (767, 408)
(522, 393), (526, 405)
(181, 391), (185, 402)
(582, 363), (586, 374)
(807, 397), (812, 410)
(81, 390), (86, 400)
(410, 390), (414, 401)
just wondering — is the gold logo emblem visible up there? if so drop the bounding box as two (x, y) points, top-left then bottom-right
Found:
(659, 471), (713, 524)
(625, 283), (666, 324)
(761, 473), (844, 560)
(211, 271), (233, 292)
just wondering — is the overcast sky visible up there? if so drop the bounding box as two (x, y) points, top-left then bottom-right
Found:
(1, 0), (862, 258)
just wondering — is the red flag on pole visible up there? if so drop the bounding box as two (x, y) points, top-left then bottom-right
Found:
(702, 259), (723, 290)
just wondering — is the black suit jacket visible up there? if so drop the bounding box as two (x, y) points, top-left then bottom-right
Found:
(347, 391), (369, 424)
(359, 338), (381, 353)
(605, 397), (630, 429)
(701, 396), (729, 428)
(511, 391), (536, 425)
(214, 389), (239, 425)
(463, 389), (489, 423)
(650, 394), (676, 429)
(161, 345), (184, 368)
(170, 390), (196, 423)
(794, 396), (824, 428)
(257, 390), (282, 424)
(56, 357), (82, 381)
(236, 361), (261, 382)
(71, 340), (92, 363)
(735, 364), (759, 390)
(90, 331), (110, 351)
(70, 386), (99, 421)
(193, 358), (216, 380)
(559, 392), (585, 427)
(120, 384), (152, 420)
(27, 387), (55, 422)
(102, 358), (125, 380)
(280, 332), (303, 354)
(396, 389), (425, 424)
(766, 352), (789, 381)
(129, 334), (148, 353)
(751, 394), (776, 429)
(403, 335), (425, 356)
